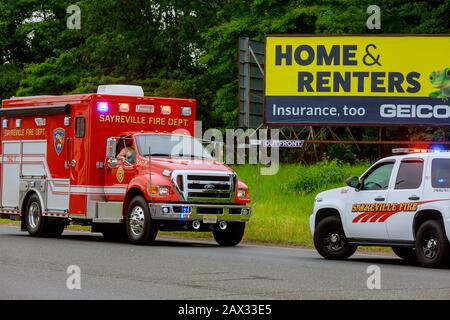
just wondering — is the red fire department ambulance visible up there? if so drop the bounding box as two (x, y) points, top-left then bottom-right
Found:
(0, 85), (252, 245)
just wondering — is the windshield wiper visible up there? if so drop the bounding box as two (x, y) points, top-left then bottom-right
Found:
(142, 153), (171, 157)
(175, 154), (210, 159)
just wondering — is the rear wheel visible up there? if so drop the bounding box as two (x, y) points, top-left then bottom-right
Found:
(126, 196), (158, 245)
(415, 220), (450, 268)
(212, 222), (245, 246)
(313, 216), (357, 260)
(25, 194), (65, 237)
(392, 247), (417, 262)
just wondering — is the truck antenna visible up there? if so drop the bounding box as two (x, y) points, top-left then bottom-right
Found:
(148, 146), (152, 200)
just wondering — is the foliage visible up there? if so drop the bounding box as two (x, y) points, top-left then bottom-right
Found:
(0, 0), (449, 159)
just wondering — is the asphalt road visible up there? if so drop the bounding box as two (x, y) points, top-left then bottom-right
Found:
(0, 225), (449, 300)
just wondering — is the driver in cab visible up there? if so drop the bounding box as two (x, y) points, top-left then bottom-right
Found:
(117, 139), (136, 164)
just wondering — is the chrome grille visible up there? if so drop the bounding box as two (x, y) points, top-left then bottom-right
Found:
(172, 171), (236, 202)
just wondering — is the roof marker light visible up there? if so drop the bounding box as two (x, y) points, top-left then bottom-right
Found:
(181, 106), (192, 116)
(160, 105), (172, 115)
(118, 103), (130, 112)
(136, 104), (154, 113)
(97, 102), (109, 113)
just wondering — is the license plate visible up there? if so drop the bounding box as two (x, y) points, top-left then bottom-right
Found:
(202, 215), (218, 224)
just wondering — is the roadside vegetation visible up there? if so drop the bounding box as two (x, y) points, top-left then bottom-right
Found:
(234, 161), (369, 246)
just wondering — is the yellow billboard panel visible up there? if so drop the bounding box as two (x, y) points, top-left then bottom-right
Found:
(265, 35), (450, 126)
(266, 35), (450, 97)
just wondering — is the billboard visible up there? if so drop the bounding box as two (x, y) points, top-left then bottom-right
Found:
(239, 38), (264, 129)
(265, 35), (450, 126)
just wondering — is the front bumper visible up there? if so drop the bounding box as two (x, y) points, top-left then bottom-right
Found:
(149, 203), (252, 222)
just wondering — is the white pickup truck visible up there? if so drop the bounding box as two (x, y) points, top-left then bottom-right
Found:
(310, 148), (450, 268)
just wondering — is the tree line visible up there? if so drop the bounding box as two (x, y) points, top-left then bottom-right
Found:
(0, 0), (449, 161)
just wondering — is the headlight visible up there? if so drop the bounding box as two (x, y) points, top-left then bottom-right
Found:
(149, 186), (170, 196)
(237, 188), (249, 200)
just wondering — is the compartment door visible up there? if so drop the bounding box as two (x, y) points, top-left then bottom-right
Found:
(1, 141), (21, 208)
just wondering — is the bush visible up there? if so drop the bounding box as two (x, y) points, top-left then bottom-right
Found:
(282, 160), (368, 195)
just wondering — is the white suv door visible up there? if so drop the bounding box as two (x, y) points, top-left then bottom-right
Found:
(386, 157), (425, 241)
(345, 161), (395, 239)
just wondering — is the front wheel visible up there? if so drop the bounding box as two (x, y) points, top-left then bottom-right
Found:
(313, 216), (357, 260)
(415, 220), (450, 268)
(126, 196), (158, 245)
(213, 222), (245, 246)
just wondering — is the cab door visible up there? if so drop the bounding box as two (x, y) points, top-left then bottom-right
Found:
(386, 157), (425, 241)
(104, 136), (136, 201)
(345, 161), (395, 240)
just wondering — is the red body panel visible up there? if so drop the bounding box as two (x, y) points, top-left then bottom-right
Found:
(0, 94), (199, 216)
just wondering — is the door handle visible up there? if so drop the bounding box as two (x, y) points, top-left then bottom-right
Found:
(408, 196), (420, 201)
(374, 197), (385, 201)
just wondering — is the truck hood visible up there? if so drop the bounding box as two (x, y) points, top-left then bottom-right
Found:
(316, 186), (349, 200)
(146, 157), (234, 174)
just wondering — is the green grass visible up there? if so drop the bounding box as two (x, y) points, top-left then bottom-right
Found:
(1, 161), (374, 248)
(233, 161), (369, 246)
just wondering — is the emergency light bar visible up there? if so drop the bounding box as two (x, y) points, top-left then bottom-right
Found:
(97, 85), (144, 97)
(392, 148), (449, 154)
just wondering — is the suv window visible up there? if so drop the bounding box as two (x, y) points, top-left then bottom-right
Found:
(362, 162), (394, 190)
(395, 159), (424, 190)
(431, 159), (450, 188)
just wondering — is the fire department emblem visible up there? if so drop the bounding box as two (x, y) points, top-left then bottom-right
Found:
(53, 128), (65, 155)
(116, 166), (125, 183)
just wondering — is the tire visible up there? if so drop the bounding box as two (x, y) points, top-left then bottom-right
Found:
(45, 220), (65, 238)
(415, 220), (450, 268)
(24, 194), (65, 237)
(125, 196), (158, 245)
(392, 247), (417, 262)
(212, 222), (245, 246)
(313, 216), (357, 260)
(101, 224), (128, 242)
(25, 194), (46, 237)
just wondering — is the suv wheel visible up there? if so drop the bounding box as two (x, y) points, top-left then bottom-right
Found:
(415, 220), (450, 268)
(314, 216), (357, 260)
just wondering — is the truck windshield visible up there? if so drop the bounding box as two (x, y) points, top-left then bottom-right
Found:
(136, 134), (213, 160)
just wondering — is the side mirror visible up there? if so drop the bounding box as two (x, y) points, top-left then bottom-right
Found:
(346, 176), (361, 189)
(106, 137), (117, 159)
(107, 158), (118, 168)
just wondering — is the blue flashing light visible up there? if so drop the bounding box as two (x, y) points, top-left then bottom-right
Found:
(432, 145), (443, 153)
(97, 102), (109, 113)
(179, 206), (191, 219)
(181, 206), (191, 214)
